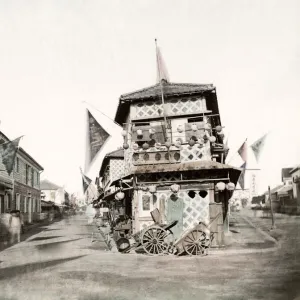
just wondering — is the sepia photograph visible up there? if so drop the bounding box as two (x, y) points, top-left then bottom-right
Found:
(0, 1), (300, 299)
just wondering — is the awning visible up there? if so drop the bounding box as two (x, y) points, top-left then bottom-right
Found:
(131, 160), (242, 185)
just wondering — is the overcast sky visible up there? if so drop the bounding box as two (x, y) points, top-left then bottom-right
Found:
(0, 0), (299, 195)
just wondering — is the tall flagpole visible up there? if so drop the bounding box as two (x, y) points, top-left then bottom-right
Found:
(155, 39), (169, 134)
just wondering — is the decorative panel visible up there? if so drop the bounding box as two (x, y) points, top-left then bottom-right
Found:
(169, 97), (206, 115)
(132, 150), (181, 165)
(180, 144), (211, 162)
(135, 102), (163, 119)
(110, 159), (125, 182)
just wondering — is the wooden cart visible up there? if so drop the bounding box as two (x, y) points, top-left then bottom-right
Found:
(173, 213), (222, 256)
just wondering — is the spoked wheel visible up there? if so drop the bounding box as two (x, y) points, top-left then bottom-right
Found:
(183, 230), (207, 256)
(141, 226), (172, 255)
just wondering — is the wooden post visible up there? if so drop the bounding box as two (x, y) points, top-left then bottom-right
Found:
(268, 186), (276, 229)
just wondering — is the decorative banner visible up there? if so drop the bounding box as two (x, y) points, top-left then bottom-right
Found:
(250, 133), (268, 163)
(0, 136), (23, 176)
(80, 167), (92, 194)
(238, 163), (247, 190)
(86, 109), (110, 166)
(238, 139), (248, 163)
(156, 45), (170, 83)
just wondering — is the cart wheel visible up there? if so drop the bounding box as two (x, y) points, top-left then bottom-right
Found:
(183, 230), (206, 256)
(141, 226), (171, 255)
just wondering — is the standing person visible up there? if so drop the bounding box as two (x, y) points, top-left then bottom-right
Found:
(85, 203), (95, 225)
(9, 210), (22, 244)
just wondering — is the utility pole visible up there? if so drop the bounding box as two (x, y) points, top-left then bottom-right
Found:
(268, 186), (276, 229)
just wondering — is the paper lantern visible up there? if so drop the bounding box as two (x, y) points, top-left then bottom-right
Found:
(142, 142), (149, 150)
(189, 139), (196, 147)
(170, 184), (180, 193)
(191, 124), (198, 131)
(165, 141), (172, 148)
(142, 186), (149, 192)
(123, 143), (129, 150)
(116, 191), (125, 200)
(226, 182), (235, 191)
(205, 123), (211, 130)
(137, 129), (143, 136)
(149, 128), (156, 135)
(121, 130), (127, 137)
(133, 143), (139, 150)
(177, 125), (184, 133)
(215, 125), (222, 132)
(149, 185), (157, 193)
(216, 182), (226, 191)
(155, 143), (162, 149)
(209, 136), (216, 143)
(198, 138), (204, 145)
(175, 141), (181, 148)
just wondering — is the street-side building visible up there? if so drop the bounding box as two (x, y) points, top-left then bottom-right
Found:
(40, 179), (68, 206)
(290, 166), (300, 213)
(281, 168), (293, 185)
(0, 131), (44, 224)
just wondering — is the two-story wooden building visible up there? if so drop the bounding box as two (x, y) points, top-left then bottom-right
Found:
(0, 131), (44, 223)
(99, 79), (241, 247)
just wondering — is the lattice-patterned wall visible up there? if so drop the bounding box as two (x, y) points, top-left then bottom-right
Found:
(133, 97), (207, 120)
(110, 159), (125, 183)
(180, 144), (211, 162)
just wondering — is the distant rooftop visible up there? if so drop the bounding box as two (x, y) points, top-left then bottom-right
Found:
(40, 179), (62, 190)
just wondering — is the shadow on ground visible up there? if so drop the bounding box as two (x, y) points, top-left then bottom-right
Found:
(34, 238), (83, 250)
(0, 255), (86, 281)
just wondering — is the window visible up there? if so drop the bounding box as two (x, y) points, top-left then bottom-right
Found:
(15, 157), (20, 173)
(16, 194), (20, 210)
(24, 196), (27, 213)
(26, 165), (29, 185)
(31, 168), (34, 187)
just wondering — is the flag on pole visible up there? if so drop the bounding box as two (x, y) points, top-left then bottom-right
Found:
(86, 109), (110, 168)
(80, 167), (92, 194)
(0, 136), (23, 176)
(238, 139), (248, 163)
(156, 42), (170, 83)
(238, 163), (247, 190)
(250, 133), (268, 163)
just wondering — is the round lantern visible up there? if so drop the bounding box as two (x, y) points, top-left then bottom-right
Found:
(226, 182), (235, 191)
(189, 139), (196, 147)
(191, 124), (198, 131)
(170, 184), (180, 193)
(116, 191), (125, 200)
(149, 185), (157, 194)
(216, 182), (226, 191)
(149, 128), (156, 135)
(177, 125), (184, 133)
(209, 136), (216, 143)
(198, 138), (204, 145)
(123, 143), (129, 150)
(133, 143), (139, 150)
(204, 123), (211, 130)
(165, 141), (172, 148)
(175, 141), (181, 148)
(142, 142), (150, 150)
(137, 129), (143, 136)
(155, 142), (162, 149)
(121, 130), (127, 137)
(215, 125), (222, 132)
(203, 135), (208, 142)
(142, 186), (149, 192)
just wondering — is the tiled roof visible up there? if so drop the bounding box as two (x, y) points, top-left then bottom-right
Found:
(40, 179), (62, 190)
(263, 185), (284, 195)
(290, 165), (300, 174)
(105, 149), (124, 159)
(277, 185), (293, 195)
(120, 80), (215, 101)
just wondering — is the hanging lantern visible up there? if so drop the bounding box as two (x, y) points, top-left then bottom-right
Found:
(137, 129), (143, 136)
(189, 139), (196, 147)
(216, 182), (226, 191)
(149, 128), (156, 135)
(203, 135), (209, 142)
(142, 186), (149, 192)
(226, 182), (235, 191)
(175, 141), (181, 148)
(177, 125), (184, 133)
(149, 185), (157, 194)
(170, 184), (180, 193)
(155, 142), (162, 149)
(142, 142), (149, 150)
(191, 124), (198, 131)
(123, 143), (129, 150)
(204, 123), (211, 130)
(121, 130), (127, 137)
(215, 125), (222, 132)
(209, 136), (216, 143)
(165, 141), (172, 148)
(133, 143), (139, 150)
(116, 191), (125, 200)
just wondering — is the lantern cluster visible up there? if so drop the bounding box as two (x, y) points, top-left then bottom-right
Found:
(215, 182), (236, 192)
